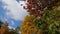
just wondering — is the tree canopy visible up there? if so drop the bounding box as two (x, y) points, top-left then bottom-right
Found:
(20, 0), (60, 34)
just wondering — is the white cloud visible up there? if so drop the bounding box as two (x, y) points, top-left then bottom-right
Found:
(2, 0), (28, 21)
(8, 26), (15, 29)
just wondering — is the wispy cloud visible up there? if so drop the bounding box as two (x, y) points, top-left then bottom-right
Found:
(1, 0), (28, 21)
(11, 21), (15, 25)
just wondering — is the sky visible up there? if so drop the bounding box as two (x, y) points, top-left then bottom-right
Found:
(0, 0), (28, 29)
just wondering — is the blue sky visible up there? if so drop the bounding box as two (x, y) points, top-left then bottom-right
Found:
(0, 0), (28, 29)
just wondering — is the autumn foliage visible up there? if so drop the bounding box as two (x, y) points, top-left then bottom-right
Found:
(23, 0), (60, 17)
(20, 15), (37, 34)
(20, 0), (60, 34)
(0, 22), (19, 34)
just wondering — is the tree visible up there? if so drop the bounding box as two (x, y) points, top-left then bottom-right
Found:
(14, 27), (20, 34)
(0, 21), (3, 29)
(0, 22), (8, 34)
(20, 0), (60, 34)
(0, 22), (19, 34)
(20, 15), (38, 34)
(33, 5), (60, 34)
(23, 0), (60, 17)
